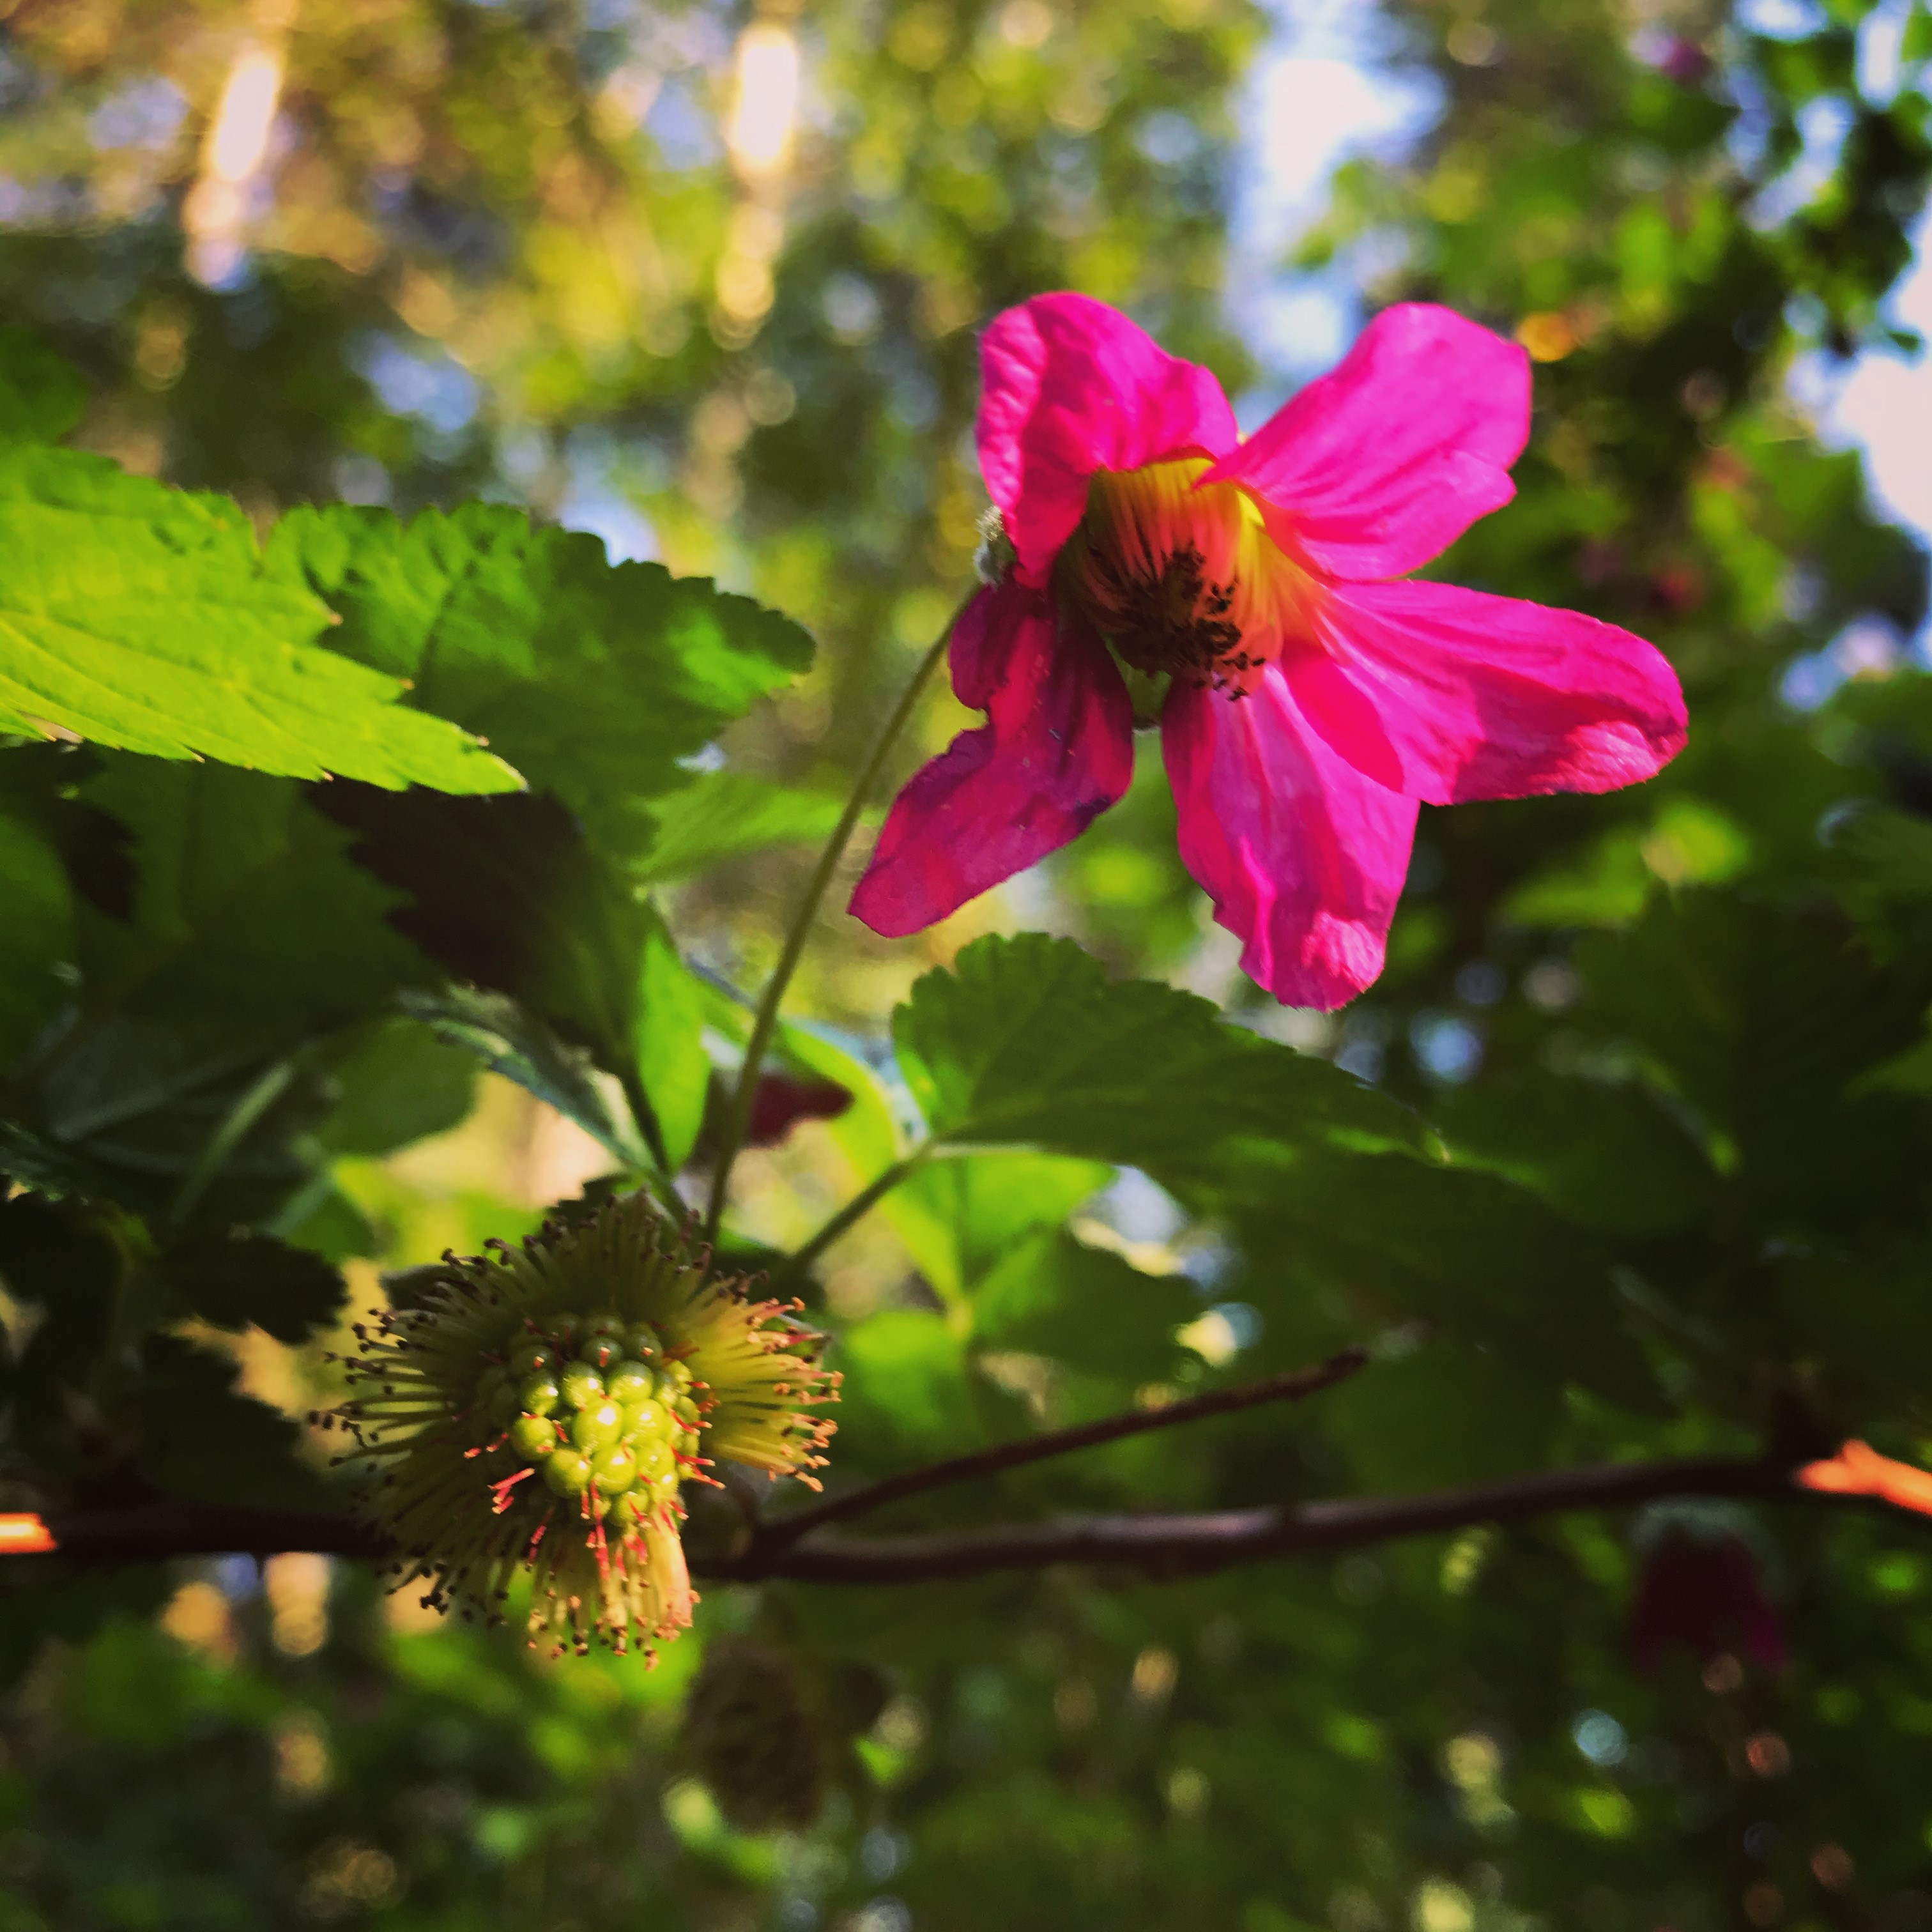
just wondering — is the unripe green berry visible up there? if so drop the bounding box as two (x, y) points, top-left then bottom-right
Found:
(510, 1341), (558, 1381)
(511, 1413), (560, 1459)
(661, 1358), (694, 1392)
(543, 1448), (593, 1496)
(635, 1435), (675, 1482)
(671, 1394), (701, 1427)
(623, 1396), (667, 1439)
(590, 1443), (638, 1492)
(586, 1313), (626, 1344)
(559, 1363), (605, 1411)
(521, 1374), (562, 1417)
(606, 1360), (656, 1406)
(649, 1469), (680, 1505)
(624, 1324), (661, 1363)
(577, 1333), (622, 1372)
(571, 1399), (625, 1452)
(549, 1314), (583, 1353)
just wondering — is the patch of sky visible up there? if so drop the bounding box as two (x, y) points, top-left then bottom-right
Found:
(89, 76), (187, 151)
(1790, 207), (1932, 628)
(1733, 0), (1828, 36)
(1572, 1710), (1629, 1767)
(1748, 93), (1855, 231)
(1230, 0), (1929, 669)
(647, 75), (723, 171)
(1136, 110), (1202, 169)
(1225, 0), (1441, 409)
(1855, 0), (1923, 105)
(556, 434), (657, 564)
(1094, 1169), (1187, 1247)
(1781, 616), (1913, 711)
(351, 334), (479, 436)
(1410, 1012), (1483, 1084)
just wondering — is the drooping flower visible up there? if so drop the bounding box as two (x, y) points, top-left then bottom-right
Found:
(850, 295), (1687, 1008)
(681, 1634), (831, 1832)
(326, 1192), (837, 1659)
(1629, 1506), (1787, 1676)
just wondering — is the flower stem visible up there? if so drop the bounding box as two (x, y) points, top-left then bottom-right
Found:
(703, 602), (964, 1245)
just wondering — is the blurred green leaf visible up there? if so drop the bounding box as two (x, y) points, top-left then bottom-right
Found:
(0, 801), (73, 1065)
(1435, 1071), (1717, 1237)
(160, 1230), (346, 1345)
(1323, 1343), (1565, 1489)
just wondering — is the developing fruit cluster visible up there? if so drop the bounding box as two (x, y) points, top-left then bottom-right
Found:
(325, 1192), (838, 1659)
(488, 1315), (702, 1530)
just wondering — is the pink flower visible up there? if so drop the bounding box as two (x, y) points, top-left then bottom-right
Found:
(849, 295), (1687, 1008)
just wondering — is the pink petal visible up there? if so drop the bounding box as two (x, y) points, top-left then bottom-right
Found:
(978, 294), (1239, 585)
(1204, 303), (1529, 581)
(1162, 666), (1418, 1011)
(849, 581), (1135, 936)
(1290, 579), (1688, 807)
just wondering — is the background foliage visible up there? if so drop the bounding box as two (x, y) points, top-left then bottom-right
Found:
(1, 0), (1931, 1929)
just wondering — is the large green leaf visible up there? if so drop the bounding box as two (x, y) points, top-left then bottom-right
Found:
(267, 505), (814, 857)
(970, 1229), (1196, 1384)
(894, 1151), (1113, 1303)
(891, 933), (1422, 1186)
(0, 447), (518, 792)
(317, 783), (703, 1170)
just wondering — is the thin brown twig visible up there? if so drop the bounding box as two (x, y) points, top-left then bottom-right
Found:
(16, 1453), (1927, 1588)
(716, 1453), (1796, 1584)
(749, 1347), (1370, 1556)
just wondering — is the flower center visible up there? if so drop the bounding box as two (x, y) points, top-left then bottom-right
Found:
(1059, 457), (1312, 698)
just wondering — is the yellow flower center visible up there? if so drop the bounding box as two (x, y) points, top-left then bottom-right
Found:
(1058, 457), (1315, 697)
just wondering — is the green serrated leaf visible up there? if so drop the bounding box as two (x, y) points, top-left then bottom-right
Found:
(892, 933), (1422, 1186)
(0, 447), (520, 792)
(267, 503), (813, 855)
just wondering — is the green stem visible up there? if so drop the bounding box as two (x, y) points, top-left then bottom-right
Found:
(703, 601), (964, 1245)
(782, 1148), (932, 1282)
(169, 1057), (298, 1229)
